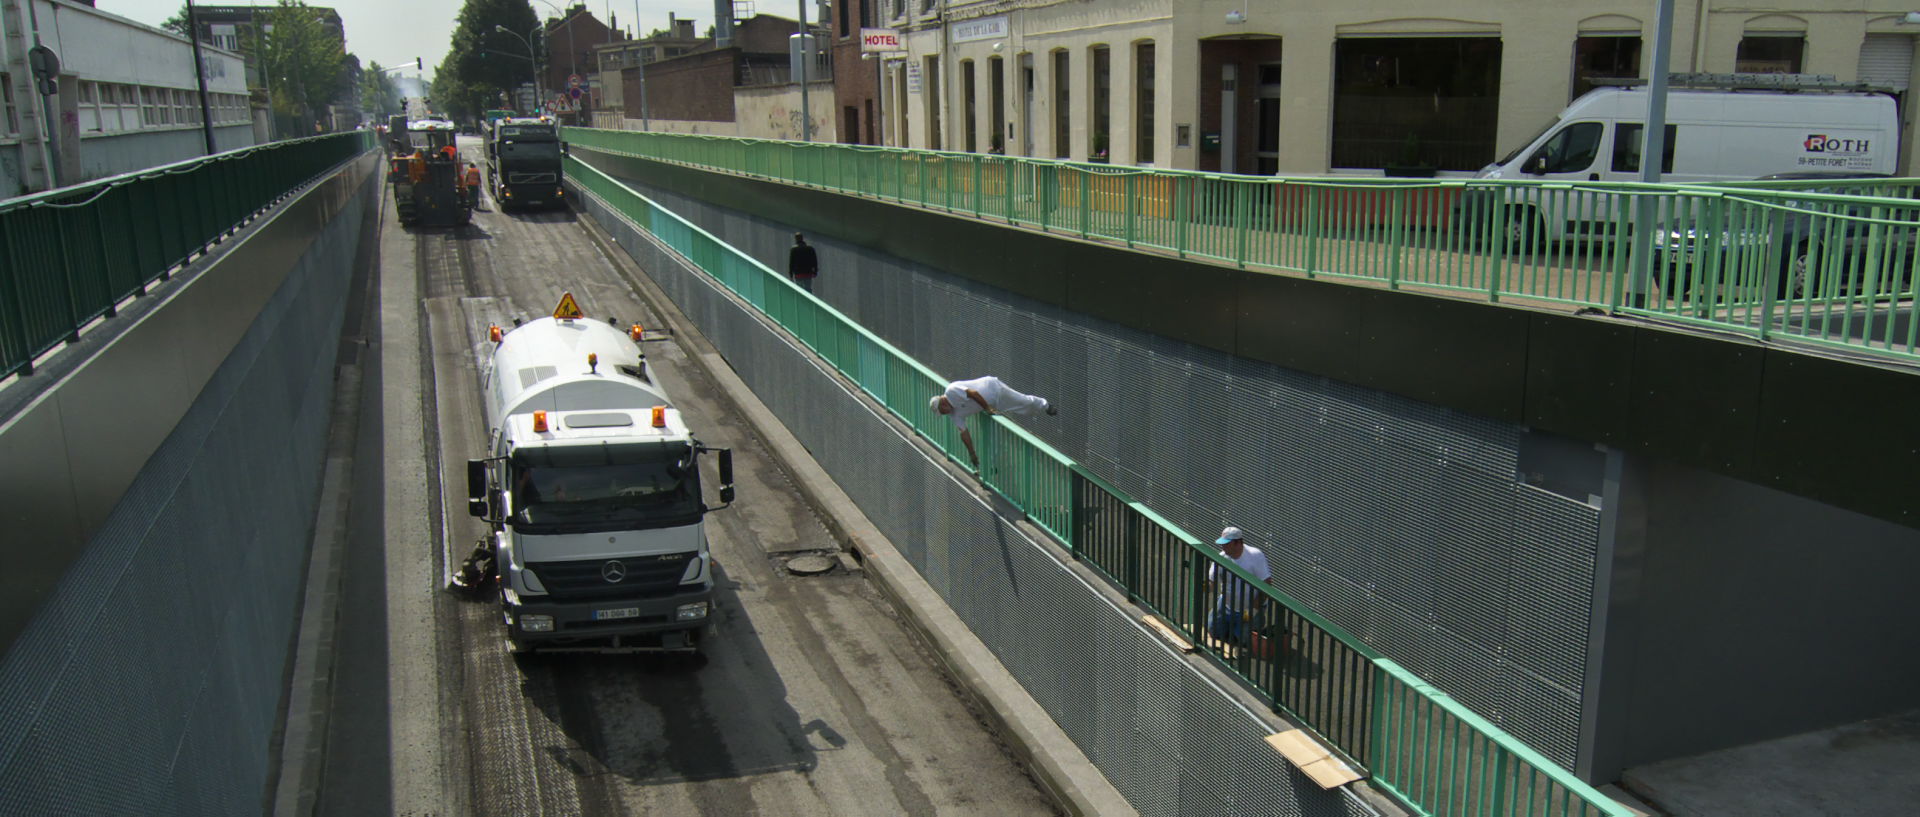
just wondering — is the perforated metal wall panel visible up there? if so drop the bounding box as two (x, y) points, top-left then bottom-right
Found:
(0, 178), (372, 815)
(578, 187), (1376, 817)
(605, 177), (1603, 770)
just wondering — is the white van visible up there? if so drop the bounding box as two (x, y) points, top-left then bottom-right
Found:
(1475, 77), (1899, 242)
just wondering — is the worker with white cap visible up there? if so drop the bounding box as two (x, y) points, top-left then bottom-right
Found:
(929, 375), (1056, 469)
(1207, 526), (1272, 646)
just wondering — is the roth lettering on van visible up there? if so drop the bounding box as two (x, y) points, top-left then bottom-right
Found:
(1803, 135), (1871, 155)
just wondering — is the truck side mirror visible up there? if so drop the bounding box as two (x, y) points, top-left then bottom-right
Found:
(560, 141), (570, 155)
(1527, 155), (1548, 175)
(718, 449), (735, 504)
(466, 460), (489, 517)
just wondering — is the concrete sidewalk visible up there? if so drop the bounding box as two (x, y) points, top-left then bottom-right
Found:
(1624, 708), (1920, 817)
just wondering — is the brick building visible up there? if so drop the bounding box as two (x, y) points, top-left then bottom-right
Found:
(829, 0), (883, 144)
(620, 15), (814, 124)
(542, 4), (623, 120)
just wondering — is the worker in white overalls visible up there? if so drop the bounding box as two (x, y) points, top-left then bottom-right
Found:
(930, 376), (1057, 469)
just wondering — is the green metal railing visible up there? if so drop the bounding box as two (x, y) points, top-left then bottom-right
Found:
(564, 127), (1920, 365)
(0, 131), (373, 379)
(568, 156), (1635, 817)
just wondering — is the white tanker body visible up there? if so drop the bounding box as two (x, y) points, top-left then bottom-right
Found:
(466, 301), (733, 653)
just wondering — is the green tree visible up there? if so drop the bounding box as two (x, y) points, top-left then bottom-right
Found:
(360, 61), (403, 119)
(161, 4), (191, 37)
(251, 0), (348, 132)
(438, 0), (540, 121)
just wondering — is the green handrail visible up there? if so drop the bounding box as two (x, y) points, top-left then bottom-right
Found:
(0, 131), (373, 379)
(566, 155), (1638, 817)
(563, 126), (1920, 364)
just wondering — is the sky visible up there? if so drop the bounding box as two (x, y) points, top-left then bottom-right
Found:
(99, 0), (726, 79)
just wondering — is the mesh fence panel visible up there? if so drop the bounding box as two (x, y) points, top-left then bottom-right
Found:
(578, 186), (1375, 817)
(0, 174), (372, 816)
(601, 173), (1602, 770)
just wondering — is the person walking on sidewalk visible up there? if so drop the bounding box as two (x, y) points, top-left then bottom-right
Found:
(1207, 526), (1271, 647)
(787, 233), (819, 293)
(929, 375), (1056, 469)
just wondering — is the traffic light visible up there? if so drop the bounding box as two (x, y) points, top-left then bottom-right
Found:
(416, 57), (423, 70)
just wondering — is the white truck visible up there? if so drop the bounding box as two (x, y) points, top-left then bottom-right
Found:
(1470, 73), (1900, 245)
(465, 294), (733, 653)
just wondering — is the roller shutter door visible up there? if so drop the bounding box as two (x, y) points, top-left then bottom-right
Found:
(1858, 33), (1913, 92)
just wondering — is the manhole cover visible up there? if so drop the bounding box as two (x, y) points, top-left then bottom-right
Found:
(785, 555), (836, 575)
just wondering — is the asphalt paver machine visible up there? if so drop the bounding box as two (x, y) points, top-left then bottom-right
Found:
(389, 118), (474, 227)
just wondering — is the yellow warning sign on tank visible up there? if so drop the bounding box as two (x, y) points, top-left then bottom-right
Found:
(552, 291), (585, 320)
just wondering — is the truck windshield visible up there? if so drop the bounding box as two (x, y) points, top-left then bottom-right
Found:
(1497, 117), (1559, 166)
(509, 455), (702, 531)
(500, 141), (561, 160)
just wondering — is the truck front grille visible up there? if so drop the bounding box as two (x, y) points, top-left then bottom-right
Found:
(527, 552), (695, 602)
(508, 172), (557, 184)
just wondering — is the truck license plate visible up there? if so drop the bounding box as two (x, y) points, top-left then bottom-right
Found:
(594, 607), (640, 621)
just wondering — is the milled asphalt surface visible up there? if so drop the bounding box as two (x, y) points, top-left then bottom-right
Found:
(301, 136), (1065, 816)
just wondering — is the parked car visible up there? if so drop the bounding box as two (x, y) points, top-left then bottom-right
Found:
(1655, 173), (1916, 301)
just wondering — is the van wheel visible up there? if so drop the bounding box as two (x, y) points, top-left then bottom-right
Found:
(1505, 209), (1545, 254)
(1777, 242), (1812, 301)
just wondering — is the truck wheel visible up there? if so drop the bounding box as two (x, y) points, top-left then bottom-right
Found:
(1505, 209), (1546, 254)
(1776, 241), (1812, 301)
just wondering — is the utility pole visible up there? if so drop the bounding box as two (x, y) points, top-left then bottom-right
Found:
(185, 0), (217, 154)
(632, 0), (649, 129)
(797, 0), (811, 142)
(1625, 0), (1676, 310)
(23, 0), (58, 188)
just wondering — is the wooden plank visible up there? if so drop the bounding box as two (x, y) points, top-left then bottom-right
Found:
(1140, 614), (1195, 652)
(1264, 729), (1365, 790)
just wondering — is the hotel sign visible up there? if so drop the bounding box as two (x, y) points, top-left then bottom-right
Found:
(861, 28), (903, 53)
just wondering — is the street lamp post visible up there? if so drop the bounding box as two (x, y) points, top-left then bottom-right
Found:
(796, 0), (811, 142)
(495, 24), (542, 111)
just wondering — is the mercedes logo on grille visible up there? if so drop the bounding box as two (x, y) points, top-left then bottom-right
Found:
(601, 560), (627, 583)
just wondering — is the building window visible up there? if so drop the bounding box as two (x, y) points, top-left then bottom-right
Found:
(101, 84), (120, 130)
(1089, 45), (1110, 160)
(1052, 50), (1070, 158)
(962, 59), (977, 152)
(989, 56), (1004, 153)
(121, 85), (140, 129)
(1135, 41), (1155, 164)
(1572, 36), (1641, 100)
(1331, 37), (1502, 171)
(925, 56), (941, 150)
(1737, 35), (1804, 74)
(921, 0), (934, 15)
(838, 0), (851, 38)
(78, 81), (99, 132)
